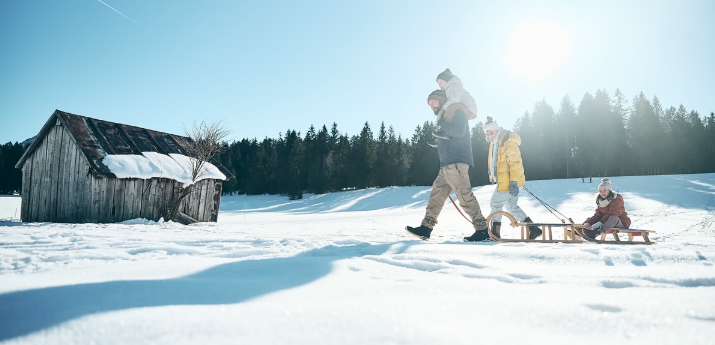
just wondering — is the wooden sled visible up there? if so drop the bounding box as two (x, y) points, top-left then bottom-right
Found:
(486, 211), (655, 245)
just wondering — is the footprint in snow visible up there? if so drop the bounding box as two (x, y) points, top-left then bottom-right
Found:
(585, 304), (623, 313)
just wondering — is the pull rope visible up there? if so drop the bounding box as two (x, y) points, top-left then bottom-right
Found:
(449, 187), (575, 226)
(522, 186), (574, 224)
(449, 195), (473, 223)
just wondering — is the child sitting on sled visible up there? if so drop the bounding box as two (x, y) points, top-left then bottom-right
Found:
(582, 178), (632, 238)
(432, 68), (477, 141)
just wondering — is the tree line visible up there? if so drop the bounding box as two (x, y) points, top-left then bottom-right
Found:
(0, 142), (24, 194)
(0, 89), (713, 197)
(214, 121), (493, 199)
(515, 89), (715, 180)
(214, 88), (714, 198)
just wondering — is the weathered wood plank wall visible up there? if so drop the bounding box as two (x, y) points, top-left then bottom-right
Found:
(20, 121), (224, 223)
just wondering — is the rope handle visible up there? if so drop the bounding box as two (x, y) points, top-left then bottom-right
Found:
(522, 186), (574, 224)
(449, 195), (473, 223)
(449, 187), (575, 227)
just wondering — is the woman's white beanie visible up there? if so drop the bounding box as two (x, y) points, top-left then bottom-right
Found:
(483, 116), (500, 132)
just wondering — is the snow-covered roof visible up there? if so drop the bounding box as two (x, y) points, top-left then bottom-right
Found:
(102, 152), (226, 185)
(16, 110), (233, 183)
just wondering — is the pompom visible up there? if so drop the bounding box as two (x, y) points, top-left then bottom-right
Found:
(601, 177), (610, 183)
(486, 116), (494, 123)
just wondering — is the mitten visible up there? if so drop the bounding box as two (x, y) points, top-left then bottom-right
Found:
(509, 181), (519, 196)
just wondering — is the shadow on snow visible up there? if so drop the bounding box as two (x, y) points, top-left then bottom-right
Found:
(0, 242), (406, 341)
(220, 186), (434, 213)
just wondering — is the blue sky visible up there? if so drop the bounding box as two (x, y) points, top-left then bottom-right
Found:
(1, 0), (713, 144)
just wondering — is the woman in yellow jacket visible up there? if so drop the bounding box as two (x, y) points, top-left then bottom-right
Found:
(481, 116), (541, 240)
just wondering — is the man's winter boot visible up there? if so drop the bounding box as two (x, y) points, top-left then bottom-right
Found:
(524, 217), (542, 240)
(463, 229), (490, 242)
(432, 130), (451, 140)
(491, 221), (502, 239)
(405, 225), (432, 241)
(428, 142), (438, 148)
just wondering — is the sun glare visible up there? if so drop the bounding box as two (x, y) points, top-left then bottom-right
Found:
(507, 22), (570, 80)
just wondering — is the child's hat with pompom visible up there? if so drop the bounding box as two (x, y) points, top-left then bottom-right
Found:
(598, 178), (612, 191)
(436, 68), (453, 82)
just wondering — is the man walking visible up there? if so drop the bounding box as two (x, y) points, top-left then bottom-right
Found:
(406, 90), (490, 242)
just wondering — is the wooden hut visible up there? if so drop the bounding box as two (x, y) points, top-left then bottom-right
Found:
(15, 110), (233, 223)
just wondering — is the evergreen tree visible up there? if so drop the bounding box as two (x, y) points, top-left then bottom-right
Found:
(628, 92), (663, 175)
(686, 110), (707, 173)
(351, 122), (376, 189)
(575, 92), (598, 178)
(555, 95), (577, 178)
(593, 89), (626, 177)
(374, 122), (389, 187)
(660, 106), (678, 174)
(284, 131), (304, 199)
(707, 112), (715, 172)
(671, 105), (690, 174)
(407, 122), (439, 186)
(469, 122), (489, 186)
(514, 111), (541, 179)
(531, 99), (556, 179)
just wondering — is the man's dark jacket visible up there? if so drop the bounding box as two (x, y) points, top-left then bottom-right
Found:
(437, 109), (473, 167)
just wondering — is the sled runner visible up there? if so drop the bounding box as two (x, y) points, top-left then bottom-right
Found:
(486, 211), (581, 243)
(486, 211), (656, 245)
(571, 224), (656, 245)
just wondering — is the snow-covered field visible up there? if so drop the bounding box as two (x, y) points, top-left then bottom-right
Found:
(1, 174), (714, 344)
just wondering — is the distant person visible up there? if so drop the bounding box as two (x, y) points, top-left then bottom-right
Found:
(406, 89), (489, 242)
(581, 177), (585, 183)
(582, 178), (631, 238)
(432, 69), (477, 141)
(483, 116), (541, 239)
(589, 175), (592, 183)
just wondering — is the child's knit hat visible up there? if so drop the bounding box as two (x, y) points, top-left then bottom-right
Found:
(436, 68), (453, 82)
(598, 178), (612, 191)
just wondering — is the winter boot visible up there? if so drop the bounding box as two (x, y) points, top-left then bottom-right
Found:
(524, 217), (542, 240)
(463, 228), (490, 242)
(405, 225), (432, 241)
(491, 221), (502, 239)
(428, 141), (438, 148)
(432, 130), (451, 140)
(582, 228), (602, 239)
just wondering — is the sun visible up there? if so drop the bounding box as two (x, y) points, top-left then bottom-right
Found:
(507, 22), (570, 80)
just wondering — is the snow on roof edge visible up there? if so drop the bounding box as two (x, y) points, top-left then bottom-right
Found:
(101, 152), (226, 186)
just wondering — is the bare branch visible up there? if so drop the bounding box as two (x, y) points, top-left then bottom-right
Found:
(165, 119), (231, 223)
(182, 120), (231, 182)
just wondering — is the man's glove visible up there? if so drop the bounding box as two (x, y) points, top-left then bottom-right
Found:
(583, 222), (591, 229)
(509, 181), (519, 196)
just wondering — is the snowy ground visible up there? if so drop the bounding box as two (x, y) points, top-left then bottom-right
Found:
(1, 174), (714, 344)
